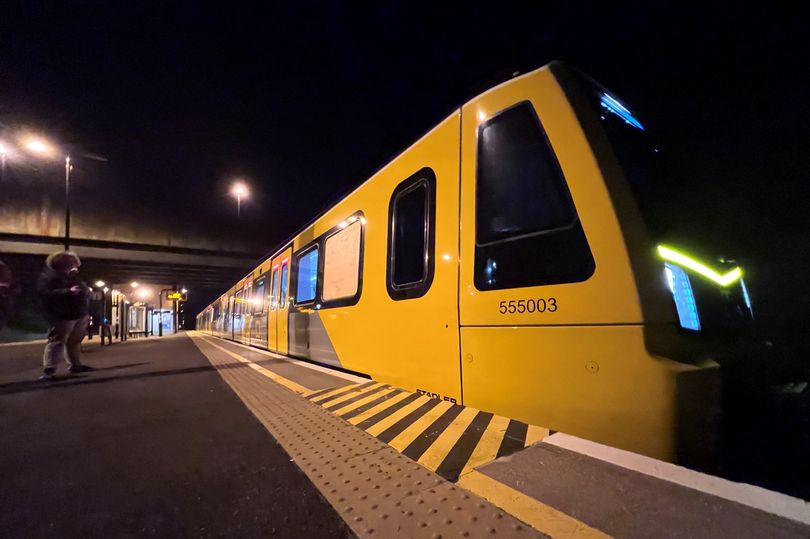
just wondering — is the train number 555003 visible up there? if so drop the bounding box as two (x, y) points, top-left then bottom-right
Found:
(499, 298), (557, 314)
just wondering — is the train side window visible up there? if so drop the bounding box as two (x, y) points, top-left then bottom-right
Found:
(280, 263), (289, 308)
(295, 247), (319, 305)
(243, 284), (253, 313)
(474, 101), (595, 290)
(386, 168), (436, 300)
(254, 275), (267, 314)
(234, 289), (243, 315)
(322, 217), (363, 306)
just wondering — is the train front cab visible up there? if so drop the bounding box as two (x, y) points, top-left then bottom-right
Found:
(457, 63), (720, 465)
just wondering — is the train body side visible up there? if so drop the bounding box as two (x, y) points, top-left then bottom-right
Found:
(197, 63), (719, 464)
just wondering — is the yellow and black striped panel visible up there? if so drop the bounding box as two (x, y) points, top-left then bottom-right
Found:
(305, 382), (551, 482)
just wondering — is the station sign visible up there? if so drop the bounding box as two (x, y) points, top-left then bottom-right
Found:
(167, 291), (186, 301)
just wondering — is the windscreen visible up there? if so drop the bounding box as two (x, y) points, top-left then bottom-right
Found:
(565, 68), (753, 332)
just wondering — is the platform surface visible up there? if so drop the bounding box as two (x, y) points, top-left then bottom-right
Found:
(2, 331), (808, 538)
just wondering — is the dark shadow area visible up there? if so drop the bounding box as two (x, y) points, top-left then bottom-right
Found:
(718, 340), (810, 500)
(0, 364), (216, 396)
(0, 333), (351, 537)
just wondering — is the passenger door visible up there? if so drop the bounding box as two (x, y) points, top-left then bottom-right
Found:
(267, 265), (280, 351)
(275, 249), (292, 355)
(251, 273), (269, 348)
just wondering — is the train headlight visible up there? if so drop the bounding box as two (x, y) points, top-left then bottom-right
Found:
(664, 263), (701, 331)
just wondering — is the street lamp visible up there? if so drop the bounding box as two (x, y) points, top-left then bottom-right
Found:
(230, 181), (249, 218)
(22, 136), (73, 249)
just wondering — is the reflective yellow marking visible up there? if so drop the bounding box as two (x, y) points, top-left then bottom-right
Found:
(525, 424), (551, 447)
(457, 415), (510, 477)
(347, 391), (413, 425)
(458, 470), (612, 539)
(388, 401), (454, 451)
(365, 395), (432, 436)
(196, 336), (309, 394)
(332, 388), (400, 416)
(309, 383), (364, 403)
(317, 382), (386, 408)
(417, 406), (479, 470)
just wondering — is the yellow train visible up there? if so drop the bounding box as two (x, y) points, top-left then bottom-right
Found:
(197, 62), (753, 464)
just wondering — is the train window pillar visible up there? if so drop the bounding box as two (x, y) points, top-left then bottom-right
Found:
(474, 101), (594, 290)
(386, 168), (436, 300)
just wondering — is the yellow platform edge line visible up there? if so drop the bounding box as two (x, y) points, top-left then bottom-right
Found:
(331, 388), (400, 416)
(310, 382), (366, 403)
(387, 400), (454, 452)
(525, 424), (552, 447)
(457, 470), (613, 539)
(195, 335), (310, 395)
(316, 382), (387, 408)
(457, 415), (511, 477)
(347, 391), (413, 425)
(418, 406), (480, 471)
(365, 395), (432, 437)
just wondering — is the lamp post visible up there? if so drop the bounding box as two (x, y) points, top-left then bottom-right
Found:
(64, 155), (72, 249)
(230, 181), (249, 218)
(23, 137), (72, 249)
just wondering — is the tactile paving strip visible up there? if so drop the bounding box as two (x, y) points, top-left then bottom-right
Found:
(191, 335), (546, 538)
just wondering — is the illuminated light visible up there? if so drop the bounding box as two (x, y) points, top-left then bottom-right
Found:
(95, 280), (106, 288)
(740, 278), (754, 317)
(657, 245), (743, 287)
(0, 143), (8, 156)
(136, 287), (152, 299)
(181, 288), (188, 294)
(130, 281), (139, 288)
(442, 254), (451, 261)
(24, 137), (55, 156)
(315, 303), (322, 310)
(664, 266), (675, 293)
(664, 263), (701, 331)
(103, 287), (109, 293)
(600, 93), (644, 131)
(231, 181), (249, 198)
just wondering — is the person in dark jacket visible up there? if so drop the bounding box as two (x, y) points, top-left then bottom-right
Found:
(38, 251), (93, 380)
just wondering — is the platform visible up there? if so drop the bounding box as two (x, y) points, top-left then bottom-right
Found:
(1, 332), (808, 537)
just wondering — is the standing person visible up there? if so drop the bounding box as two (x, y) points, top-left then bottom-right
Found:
(38, 251), (93, 380)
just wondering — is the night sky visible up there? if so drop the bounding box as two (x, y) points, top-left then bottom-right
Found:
(1, 2), (808, 332)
